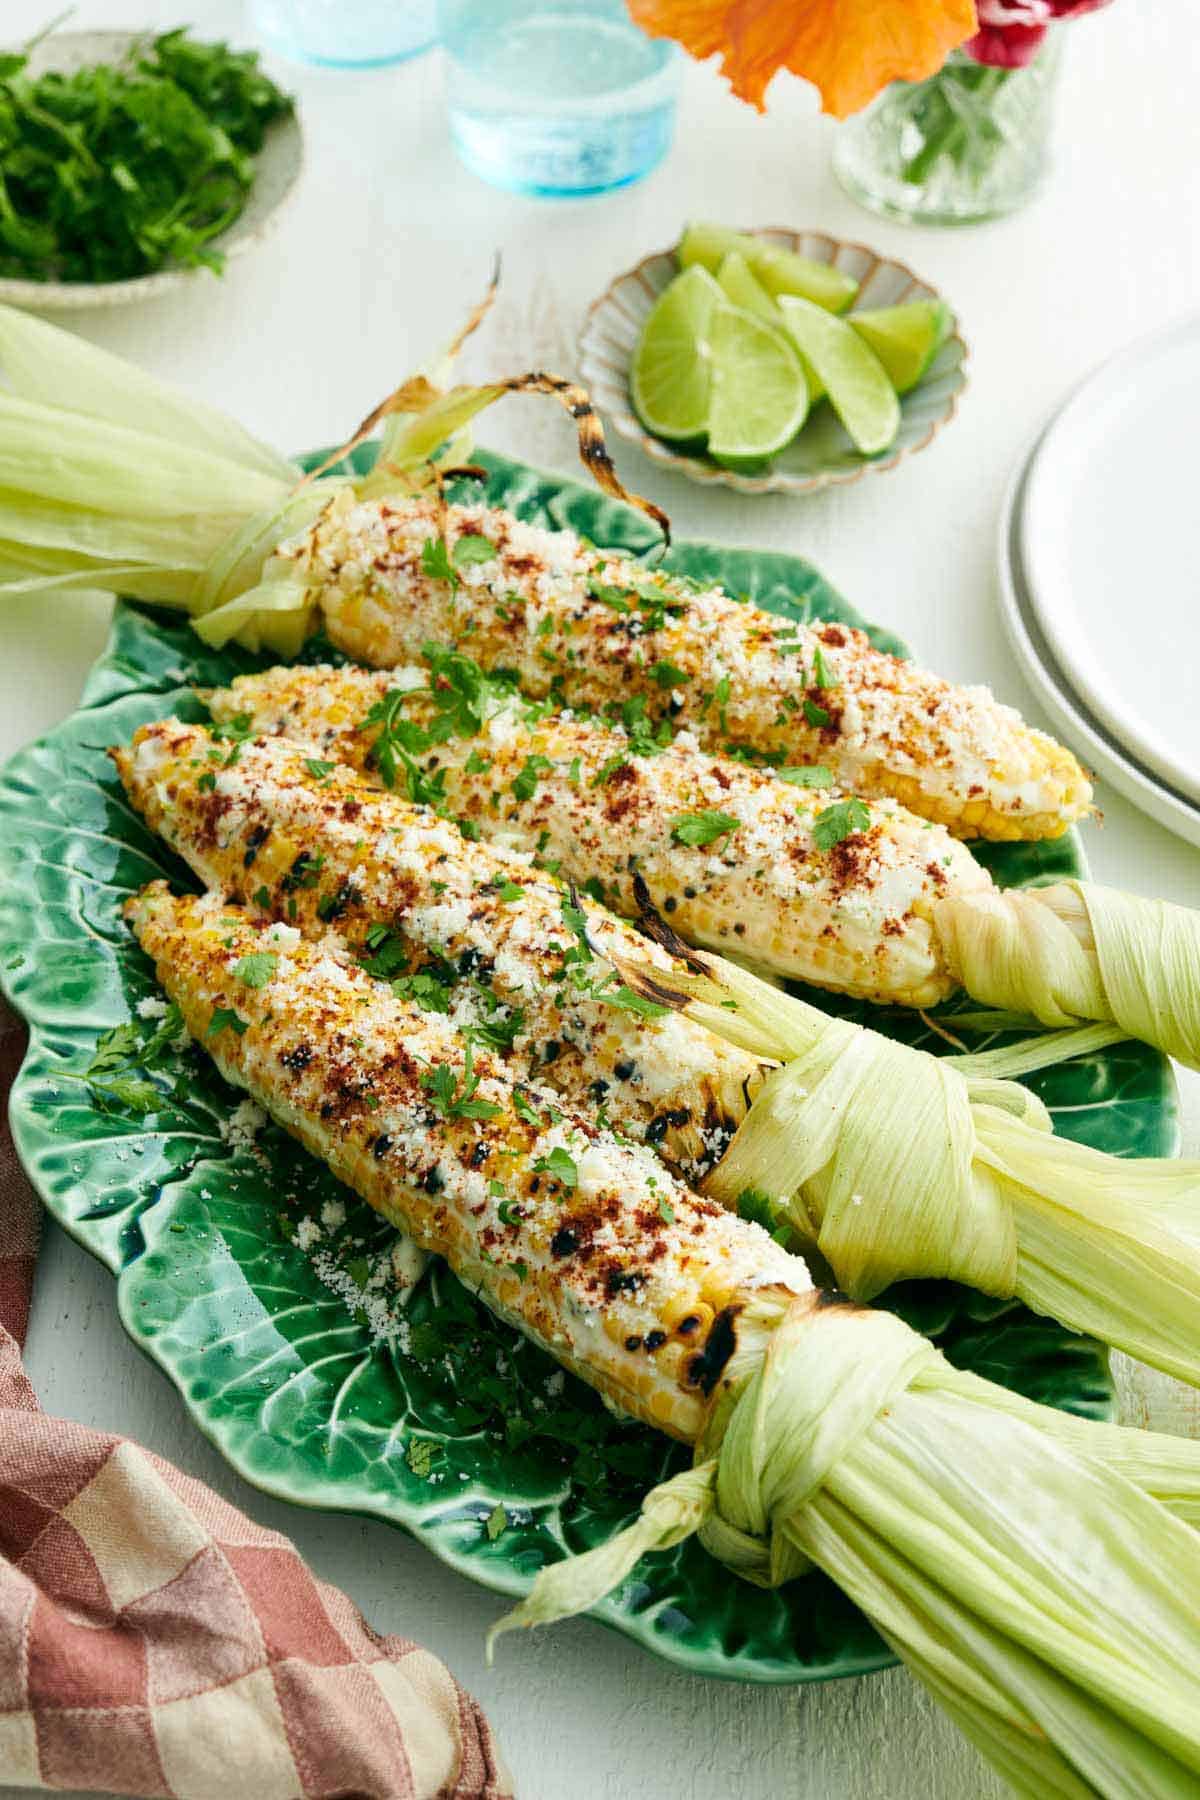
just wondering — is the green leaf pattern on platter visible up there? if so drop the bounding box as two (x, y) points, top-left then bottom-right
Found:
(0, 447), (1169, 1686)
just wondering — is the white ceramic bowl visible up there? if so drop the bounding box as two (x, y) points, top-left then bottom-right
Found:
(0, 31), (304, 311)
(579, 229), (969, 497)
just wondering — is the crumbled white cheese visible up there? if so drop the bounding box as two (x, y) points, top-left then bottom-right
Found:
(264, 921), (302, 952)
(219, 1097), (267, 1153)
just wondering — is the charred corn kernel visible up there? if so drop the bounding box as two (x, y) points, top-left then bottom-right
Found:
(661, 1291), (705, 1332)
(210, 662), (994, 1008)
(126, 881), (812, 1442)
(281, 491), (1092, 843)
(113, 720), (762, 1187)
(675, 1301), (715, 1340)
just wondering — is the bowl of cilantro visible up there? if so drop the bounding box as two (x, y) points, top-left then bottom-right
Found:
(0, 26), (302, 308)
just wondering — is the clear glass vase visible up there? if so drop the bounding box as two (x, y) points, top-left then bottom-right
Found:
(833, 42), (1062, 226)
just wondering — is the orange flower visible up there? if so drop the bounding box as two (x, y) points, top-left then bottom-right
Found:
(628, 0), (980, 117)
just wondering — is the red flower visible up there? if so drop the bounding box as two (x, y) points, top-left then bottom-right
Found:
(965, 0), (1113, 68)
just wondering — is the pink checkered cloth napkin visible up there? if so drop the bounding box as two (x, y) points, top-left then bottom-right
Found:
(0, 1002), (513, 1799)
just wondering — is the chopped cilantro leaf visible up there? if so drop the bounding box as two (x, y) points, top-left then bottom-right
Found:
(452, 533), (497, 567)
(650, 660), (689, 688)
(559, 895), (592, 966)
(586, 577), (632, 613)
(812, 798), (871, 851)
(212, 711), (253, 743)
(304, 758), (335, 783)
(592, 977), (669, 1022)
(803, 699), (831, 729)
(736, 1186), (787, 1241)
(512, 753), (553, 803)
(392, 969), (453, 1013)
(361, 927), (410, 980)
(406, 1437), (438, 1479)
(0, 30), (293, 286)
(233, 951), (277, 989)
(777, 765), (833, 789)
(670, 810), (739, 848)
(485, 1501), (508, 1541)
(512, 1087), (541, 1125)
(590, 753), (629, 788)
(812, 646), (839, 690)
(206, 1007), (248, 1038)
(420, 536), (458, 591)
(534, 1147), (578, 1189)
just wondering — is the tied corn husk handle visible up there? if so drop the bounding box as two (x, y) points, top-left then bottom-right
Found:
(491, 1298), (1200, 1799)
(935, 880), (1200, 1071)
(0, 288), (669, 657)
(613, 934), (1200, 1388)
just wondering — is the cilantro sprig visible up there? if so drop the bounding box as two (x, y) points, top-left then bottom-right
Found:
(56, 1001), (187, 1114)
(420, 1042), (502, 1122)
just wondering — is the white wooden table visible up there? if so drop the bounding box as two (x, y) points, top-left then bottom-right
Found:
(4, 2), (1198, 1794)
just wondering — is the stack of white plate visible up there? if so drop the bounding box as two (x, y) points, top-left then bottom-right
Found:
(999, 316), (1200, 850)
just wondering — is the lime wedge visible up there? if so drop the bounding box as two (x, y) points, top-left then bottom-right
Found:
(849, 300), (953, 394)
(707, 302), (808, 471)
(680, 221), (858, 315)
(715, 250), (780, 325)
(777, 294), (900, 456)
(751, 247), (858, 317)
(717, 251), (826, 405)
(631, 265), (724, 443)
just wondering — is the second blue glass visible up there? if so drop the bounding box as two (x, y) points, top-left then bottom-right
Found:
(438, 0), (679, 197)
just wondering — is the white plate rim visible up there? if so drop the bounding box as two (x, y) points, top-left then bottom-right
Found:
(0, 29), (303, 311)
(1018, 311), (1200, 805)
(998, 423), (1200, 852)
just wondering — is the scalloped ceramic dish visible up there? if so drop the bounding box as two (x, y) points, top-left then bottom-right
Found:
(580, 231), (968, 496)
(1, 448), (1166, 1687)
(0, 31), (303, 312)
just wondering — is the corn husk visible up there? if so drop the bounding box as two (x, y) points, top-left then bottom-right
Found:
(935, 879), (1200, 1071)
(613, 942), (1200, 1387)
(492, 1297), (1200, 1799)
(0, 292), (667, 656)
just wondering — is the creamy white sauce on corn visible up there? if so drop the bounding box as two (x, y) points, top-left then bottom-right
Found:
(128, 885), (810, 1440)
(211, 663), (993, 1007)
(281, 493), (1091, 841)
(117, 720), (762, 1184)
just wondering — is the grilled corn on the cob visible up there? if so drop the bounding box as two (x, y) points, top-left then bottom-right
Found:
(209, 661), (991, 1008)
(115, 718), (1200, 1389)
(291, 492), (1091, 842)
(126, 881), (1200, 1800)
(209, 670), (1200, 1073)
(114, 720), (762, 1184)
(127, 882), (805, 1440)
